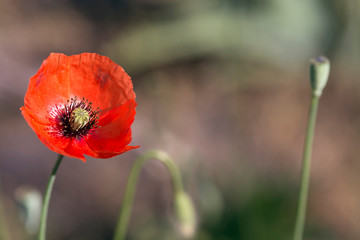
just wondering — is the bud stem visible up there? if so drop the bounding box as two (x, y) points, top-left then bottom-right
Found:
(293, 94), (320, 240)
(113, 150), (188, 240)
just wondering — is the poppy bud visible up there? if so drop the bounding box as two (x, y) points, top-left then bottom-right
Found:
(15, 187), (42, 235)
(310, 56), (330, 97)
(174, 190), (196, 238)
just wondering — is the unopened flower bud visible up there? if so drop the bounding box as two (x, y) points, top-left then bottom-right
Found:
(310, 56), (330, 97)
(174, 191), (196, 238)
(15, 186), (42, 235)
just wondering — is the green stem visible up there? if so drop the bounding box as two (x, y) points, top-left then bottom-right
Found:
(38, 154), (64, 240)
(113, 150), (184, 240)
(293, 95), (320, 240)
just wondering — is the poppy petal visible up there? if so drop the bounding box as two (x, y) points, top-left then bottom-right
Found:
(86, 99), (139, 157)
(21, 106), (88, 161)
(65, 53), (135, 113)
(23, 53), (71, 122)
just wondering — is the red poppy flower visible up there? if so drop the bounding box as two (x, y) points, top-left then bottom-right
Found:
(21, 53), (139, 161)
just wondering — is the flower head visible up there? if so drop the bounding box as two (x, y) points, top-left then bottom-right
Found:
(310, 56), (330, 97)
(21, 53), (139, 161)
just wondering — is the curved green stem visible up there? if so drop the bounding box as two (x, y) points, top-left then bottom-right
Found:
(38, 154), (64, 240)
(293, 95), (319, 240)
(113, 150), (184, 240)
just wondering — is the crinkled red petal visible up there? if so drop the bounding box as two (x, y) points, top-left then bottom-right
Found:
(24, 53), (135, 119)
(21, 107), (91, 161)
(86, 99), (139, 158)
(23, 54), (71, 122)
(65, 53), (136, 113)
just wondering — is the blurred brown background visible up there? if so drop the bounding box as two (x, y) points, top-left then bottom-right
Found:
(1, 0), (360, 239)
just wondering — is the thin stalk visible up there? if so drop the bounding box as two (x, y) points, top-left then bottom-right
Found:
(293, 95), (319, 240)
(113, 150), (184, 240)
(38, 154), (64, 240)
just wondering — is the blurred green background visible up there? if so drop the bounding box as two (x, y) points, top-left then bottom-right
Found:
(1, 0), (360, 239)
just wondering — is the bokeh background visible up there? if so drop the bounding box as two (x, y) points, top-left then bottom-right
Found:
(1, 0), (360, 239)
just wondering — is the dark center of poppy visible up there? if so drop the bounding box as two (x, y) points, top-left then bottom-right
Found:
(53, 97), (100, 139)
